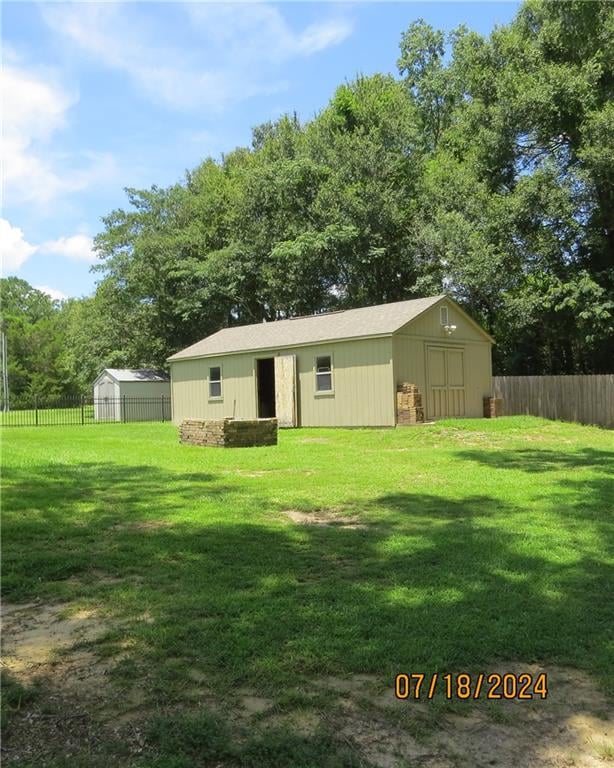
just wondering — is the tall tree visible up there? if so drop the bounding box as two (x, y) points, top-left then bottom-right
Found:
(398, 1), (614, 373)
(0, 278), (77, 403)
(85, 0), (612, 375)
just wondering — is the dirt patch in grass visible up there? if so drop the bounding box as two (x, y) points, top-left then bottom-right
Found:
(437, 428), (499, 448)
(2, 601), (106, 675)
(3, 602), (612, 767)
(264, 709), (322, 736)
(283, 508), (367, 529)
(307, 665), (614, 768)
(239, 692), (273, 715)
(1, 601), (146, 765)
(243, 667), (613, 768)
(234, 468), (316, 477)
(424, 662), (614, 768)
(110, 519), (175, 531)
(63, 569), (128, 586)
(316, 673), (380, 693)
(299, 437), (331, 444)
(234, 469), (274, 477)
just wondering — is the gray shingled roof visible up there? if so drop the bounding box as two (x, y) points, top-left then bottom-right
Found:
(104, 369), (170, 382)
(168, 295), (446, 361)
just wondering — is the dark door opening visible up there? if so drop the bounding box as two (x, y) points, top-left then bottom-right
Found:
(257, 358), (276, 418)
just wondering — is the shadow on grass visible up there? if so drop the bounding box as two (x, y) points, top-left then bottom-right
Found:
(1, 462), (238, 589)
(2, 455), (613, 700)
(456, 445), (614, 538)
(456, 446), (614, 474)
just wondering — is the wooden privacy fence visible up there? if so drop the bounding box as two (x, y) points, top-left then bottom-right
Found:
(492, 375), (614, 429)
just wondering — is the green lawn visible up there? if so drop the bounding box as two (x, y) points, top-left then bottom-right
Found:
(2, 417), (613, 766)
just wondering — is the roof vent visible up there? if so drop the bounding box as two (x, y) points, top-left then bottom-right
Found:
(289, 309), (345, 320)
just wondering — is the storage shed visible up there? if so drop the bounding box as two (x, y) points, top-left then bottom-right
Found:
(167, 295), (494, 428)
(93, 369), (171, 422)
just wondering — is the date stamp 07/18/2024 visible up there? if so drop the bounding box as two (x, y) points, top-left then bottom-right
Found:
(395, 672), (548, 701)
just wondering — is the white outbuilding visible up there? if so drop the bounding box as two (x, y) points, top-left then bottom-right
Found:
(93, 369), (171, 422)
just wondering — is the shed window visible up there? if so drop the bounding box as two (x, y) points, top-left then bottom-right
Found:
(209, 366), (222, 398)
(440, 305), (449, 326)
(315, 356), (333, 392)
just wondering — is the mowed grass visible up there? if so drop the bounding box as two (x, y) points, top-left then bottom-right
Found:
(2, 416), (613, 707)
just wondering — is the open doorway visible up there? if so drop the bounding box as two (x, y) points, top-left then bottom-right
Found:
(257, 358), (276, 418)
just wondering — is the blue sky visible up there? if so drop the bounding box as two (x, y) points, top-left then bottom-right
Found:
(2, 1), (519, 300)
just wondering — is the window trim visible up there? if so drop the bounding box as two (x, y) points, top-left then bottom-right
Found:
(314, 354), (334, 396)
(208, 365), (223, 400)
(440, 305), (449, 326)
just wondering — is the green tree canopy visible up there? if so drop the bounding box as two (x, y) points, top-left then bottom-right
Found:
(4, 0), (612, 397)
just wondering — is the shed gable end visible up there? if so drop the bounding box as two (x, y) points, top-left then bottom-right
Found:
(395, 297), (493, 344)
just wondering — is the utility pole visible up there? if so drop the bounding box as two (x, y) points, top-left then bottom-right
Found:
(0, 329), (9, 412)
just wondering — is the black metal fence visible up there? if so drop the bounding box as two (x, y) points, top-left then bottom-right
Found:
(0, 396), (172, 427)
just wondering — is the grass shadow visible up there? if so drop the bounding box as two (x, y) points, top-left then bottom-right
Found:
(3, 433), (614, 765)
(3, 459), (612, 694)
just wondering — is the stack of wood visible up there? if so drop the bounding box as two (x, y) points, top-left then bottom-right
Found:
(483, 396), (503, 418)
(180, 418), (278, 447)
(224, 418), (278, 447)
(396, 383), (424, 426)
(180, 419), (225, 446)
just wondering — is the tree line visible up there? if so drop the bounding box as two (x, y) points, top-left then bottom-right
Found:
(2, 0), (612, 404)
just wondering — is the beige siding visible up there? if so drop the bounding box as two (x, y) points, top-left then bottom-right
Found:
(171, 337), (395, 427)
(296, 338), (394, 426)
(171, 355), (256, 424)
(119, 381), (171, 422)
(392, 299), (492, 419)
(120, 381), (171, 399)
(398, 297), (490, 342)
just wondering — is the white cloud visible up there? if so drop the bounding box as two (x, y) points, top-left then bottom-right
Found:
(41, 4), (353, 112)
(34, 285), (68, 302)
(0, 218), (96, 276)
(0, 218), (38, 274)
(2, 61), (73, 141)
(41, 234), (96, 263)
(1, 62), (118, 205)
(296, 19), (353, 56)
(186, 4), (353, 61)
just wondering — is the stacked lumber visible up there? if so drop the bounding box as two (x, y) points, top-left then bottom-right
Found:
(180, 418), (278, 447)
(396, 383), (425, 426)
(483, 396), (503, 418)
(224, 418), (278, 447)
(180, 419), (226, 446)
